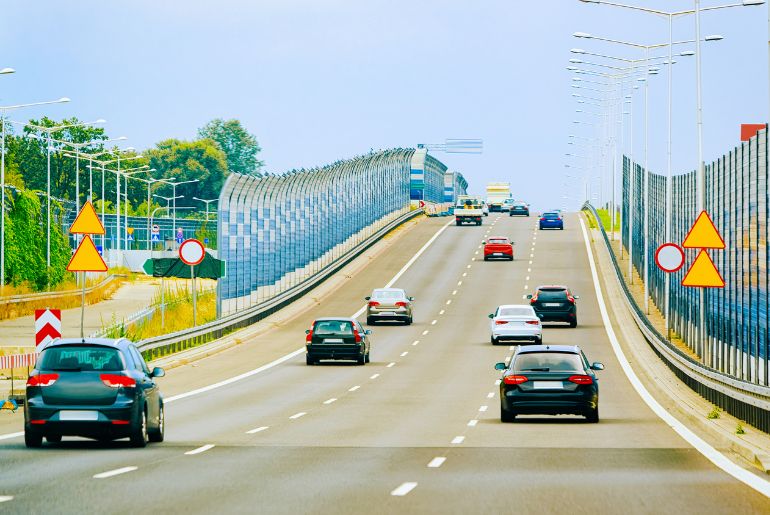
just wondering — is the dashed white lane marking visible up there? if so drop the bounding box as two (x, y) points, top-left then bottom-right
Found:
(370, 374), (380, 379)
(479, 405), (488, 412)
(466, 265), (471, 269)
(478, 245), (482, 249)
(0, 496), (13, 503)
(452, 290), (458, 295)
(527, 268), (531, 272)
(451, 436), (465, 444)
(439, 310), (445, 315)
(93, 466), (138, 479)
(474, 251), (479, 255)
(247, 426), (269, 434)
(431, 319), (437, 325)
(289, 412), (306, 420)
(467, 419), (478, 427)
(446, 300), (452, 305)
(509, 345), (515, 350)
(387, 362), (396, 368)
(487, 392), (495, 398)
(462, 272), (467, 277)
(428, 457), (446, 468)
(422, 330), (430, 335)
(391, 482), (418, 496)
(578, 217), (770, 497)
(323, 398), (337, 404)
(495, 379), (501, 385)
(529, 260), (533, 265)
(526, 276), (530, 281)
(458, 280), (463, 286)
(524, 285), (528, 290)
(186, 444), (215, 455)
(522, 294), (527, 299)
(412, 340), (420, 346)
(349, 385), (360, 392)
(529, 253), (534, 258)
(400, 352), (408, 357)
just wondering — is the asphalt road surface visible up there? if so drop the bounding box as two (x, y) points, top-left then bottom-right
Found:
(1, 213), (769, 514)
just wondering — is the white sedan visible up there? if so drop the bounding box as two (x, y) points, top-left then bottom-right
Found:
(488, 304), (542, 345)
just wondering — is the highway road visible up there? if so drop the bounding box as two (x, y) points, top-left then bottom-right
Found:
(2, 213), (769, 513)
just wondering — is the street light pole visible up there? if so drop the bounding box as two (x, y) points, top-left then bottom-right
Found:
(695, 0), (707, 361)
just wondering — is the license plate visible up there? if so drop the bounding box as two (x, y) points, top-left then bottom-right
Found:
(494, 253), (504, 256)
(544, 303), (561, 307)
(323, 338), (344, 343)
(532, 381), (564, 390)
(379, 312), (396, 316)
(59, 410), (99, 421)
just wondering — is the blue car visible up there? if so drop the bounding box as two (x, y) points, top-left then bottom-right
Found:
(539, 212), (563, 230)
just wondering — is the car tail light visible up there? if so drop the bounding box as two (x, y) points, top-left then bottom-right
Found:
(568, 375), (593, 385)
(353, 327), (362, 343)
(525, 320), (540, 325)
(567, 295), (575, 303)
(100, 374), (136, 388)
(530, 294), (538, 304)
(27, 373), (59, 387)
(494, 320), (508, 325)
(29, 420), (47, 425)
(540, 217), (546, 221)
(503, 375), (528, 385)
(368, 301), (380, 307)
(395, 301), (408, 307)
(306, 329), (313, 343)
(111, 420), (130, 425)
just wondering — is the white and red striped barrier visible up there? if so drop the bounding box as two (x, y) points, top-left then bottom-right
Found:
(0, 353), (36, 369)
(35, 309), (61, 347)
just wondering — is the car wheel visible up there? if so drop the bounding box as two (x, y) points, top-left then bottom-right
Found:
(501, 406), (516, 423)
(569, 319), (578, 328)
(130, 408), (148, 448)
(405, 317), (412, 325)
(585, 407), (599, 423)
(148, 404), (165, 443)
(483, 256), (489, 261)
(491, 336), (498, 345)
(534, 337), (542, 345)
(25, 428), (43, 448)
(367, 317), (375, 325)
(357, 354), (366, 366)
(509, 255), (514, 261)
(365, 352), (370, 363)
(46, 434), (62, 443)
(456, 220), (461, 226)
(306, 355), (315, 366)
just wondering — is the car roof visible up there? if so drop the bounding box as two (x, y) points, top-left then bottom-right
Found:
(497, 304), (534, 310)
(314, 317), (358, 322)
(536, 284), (568, 290)
(372, 288), (405, 293)
(488, 236), (510, 240)
(515, 344), (580, 354)
(41, 337), (132, 351)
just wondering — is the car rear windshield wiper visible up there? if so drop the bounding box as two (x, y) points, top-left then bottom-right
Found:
(522, 367), (550, 372)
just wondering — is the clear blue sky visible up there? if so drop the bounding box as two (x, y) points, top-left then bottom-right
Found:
(2, 1), (767, 210)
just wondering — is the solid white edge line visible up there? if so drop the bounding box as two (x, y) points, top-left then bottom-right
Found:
(154, 217), (454, 407)
(391, 482), (418, 496)
(0, 431), (23, 441)
(427, 457), (446, 468)
(0, 496), (12, 503)
(578, 217), (770, 497)
(185, 444), (215, 455)
(93, 466), (138, 479)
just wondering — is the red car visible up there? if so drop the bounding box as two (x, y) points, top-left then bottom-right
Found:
(483, 237), (514, 261)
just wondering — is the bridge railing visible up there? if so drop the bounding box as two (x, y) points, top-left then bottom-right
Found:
(584, 202), (770, 433)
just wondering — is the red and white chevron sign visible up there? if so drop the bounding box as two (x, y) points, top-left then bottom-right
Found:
(35, 309), (61, 347)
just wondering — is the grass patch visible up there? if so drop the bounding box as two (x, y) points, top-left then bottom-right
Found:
(736, 423), (746, 435)
(595, 209), (619, 232)
(707, 406), (721, 419)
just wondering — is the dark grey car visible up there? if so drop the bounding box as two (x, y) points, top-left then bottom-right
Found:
(24, 338), (165, 448)
(306, 317), (372, 365)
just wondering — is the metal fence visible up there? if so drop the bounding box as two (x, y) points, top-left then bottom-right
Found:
(444, 171), (469, 203)
(621, 127), (769, 387)
(217, 148), (449, 317)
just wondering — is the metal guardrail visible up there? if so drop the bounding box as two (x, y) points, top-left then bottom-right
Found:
(583, 203), (770, 433)
(0, 274), (120, 307)
(136, 209), (424, 360)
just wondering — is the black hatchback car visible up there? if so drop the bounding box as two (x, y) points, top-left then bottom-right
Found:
(305, 317), (371, 365)
(527, 285), (579, 327)
(495, 345), (604, 422)
(24, 338), (165, 448)
(509, 201), (530, 217)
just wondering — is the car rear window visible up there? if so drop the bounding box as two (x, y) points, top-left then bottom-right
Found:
(488, 239), (508, 245)
(39, 346), (124, 372)
(313, 320), (353, 335)
(543, 213), (560, 219)
(372, 290), (403, 300)
(537, 289), (568, 301)
(498, 307), (532, 317)
(513, 352), (583, 372)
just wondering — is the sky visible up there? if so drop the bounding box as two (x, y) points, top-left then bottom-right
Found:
(1, 0), (768, 211)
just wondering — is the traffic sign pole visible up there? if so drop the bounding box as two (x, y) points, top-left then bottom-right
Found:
(179, 239), (205, 328)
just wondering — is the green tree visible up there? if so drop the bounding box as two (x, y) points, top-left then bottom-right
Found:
(197, 118), (263, 176)
(4, 190), (46, 288)
(146, 138), (228, 211)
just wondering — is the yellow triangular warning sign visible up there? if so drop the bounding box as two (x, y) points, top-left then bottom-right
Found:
(69, 201), (105, 235)
(682, 211), (725, 249)
(66, 235), (108, 272)
(682, 249), (724, 288)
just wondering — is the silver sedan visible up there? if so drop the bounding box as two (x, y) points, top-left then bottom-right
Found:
(366, 288), (414, 325)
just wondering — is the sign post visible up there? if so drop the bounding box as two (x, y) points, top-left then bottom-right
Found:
(67, 201), (107, 338)
(179, 239), (205, 326)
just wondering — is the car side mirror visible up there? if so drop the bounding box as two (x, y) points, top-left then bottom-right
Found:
(488, 314), (494, 319)
(481, 241), (486, 245)
(573, 295), (580, 300)
(494, 362), (507, 371)
(365, 296), (371, 301)
(408, 297), (415, 301)
(151, 367), (165, 378)
(526, 294), (533, 299)
(591, 362), (605, 371)
(305, 329), (311, 335)
(365, 330), (372, 335)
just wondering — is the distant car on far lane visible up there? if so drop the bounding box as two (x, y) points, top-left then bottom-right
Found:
(495, 344), (604, 422)
(483, 236), (514, 261)
(306, 317), (371, 365)
(24, 338), (165, 448)
(366, 288), (414, 325)
(482, 202), (489, 217)
(502, 198), (516, 212)
(539, 211), (563, 230)
(488, 304), (542, 344)
(509, 201), (530, 217)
